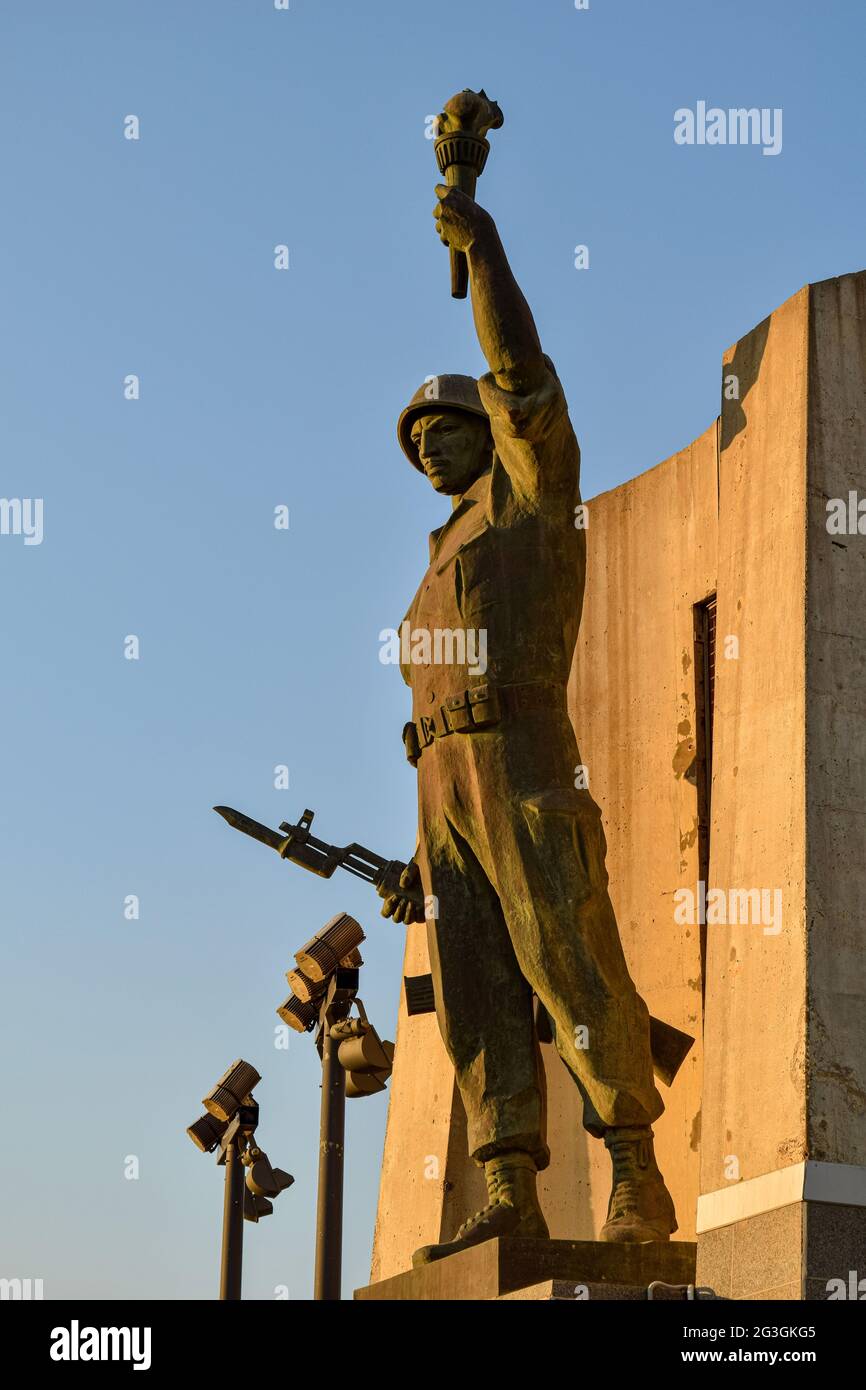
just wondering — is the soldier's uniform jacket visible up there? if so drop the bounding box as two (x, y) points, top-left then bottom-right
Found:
(400, 356), (584, 713)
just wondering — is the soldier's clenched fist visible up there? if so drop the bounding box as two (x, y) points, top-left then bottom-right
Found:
(378, 859), (425, 925)
(433, 184), (494, 254)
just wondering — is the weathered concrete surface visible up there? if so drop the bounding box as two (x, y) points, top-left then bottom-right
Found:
(560, 423), (717, 1242)
(806, 273), (866, 1167)
(700, 287), (809, 1197)
(696, 271), (866, 1299)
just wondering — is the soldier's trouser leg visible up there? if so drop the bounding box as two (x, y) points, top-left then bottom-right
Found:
(489, 787), (663, 1137)
(417, 810), (550, 1171)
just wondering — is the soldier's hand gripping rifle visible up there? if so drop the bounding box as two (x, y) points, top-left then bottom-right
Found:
(213, 806), (425, 921)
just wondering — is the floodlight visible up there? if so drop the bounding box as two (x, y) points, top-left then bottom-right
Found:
(294, 912), (364, 982)
(186, 1112), (229, 1153)
(333, 1019), (395, 1098)
(203, 1059), (261, 1123)
(276, 992), (319, 1033)
(286, 946), (363, 1002)
(243, 1189), (273, 1223)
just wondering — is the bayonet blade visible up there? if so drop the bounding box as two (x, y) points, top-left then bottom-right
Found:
(213, 804), (424, 911)
(213, 805), (286, 854)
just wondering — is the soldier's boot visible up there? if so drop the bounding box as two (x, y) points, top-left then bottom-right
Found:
(600, 1126), (677, 1243)
(412, 1150), (549, 1267)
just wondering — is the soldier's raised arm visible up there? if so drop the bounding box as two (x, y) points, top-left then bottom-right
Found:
(433, 184), (546, 395)
(433, 184), (578, 503)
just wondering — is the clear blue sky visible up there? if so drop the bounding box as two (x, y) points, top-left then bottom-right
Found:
(2, 0), (863, 1300)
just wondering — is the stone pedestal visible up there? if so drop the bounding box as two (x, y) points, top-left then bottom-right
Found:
(355, 1237), (696, 1302)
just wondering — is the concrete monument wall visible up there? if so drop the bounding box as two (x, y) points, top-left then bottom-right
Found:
(370, 271), (866, 1299)
(698, 273), (866, 1300)
(560, 421), (717, 1246)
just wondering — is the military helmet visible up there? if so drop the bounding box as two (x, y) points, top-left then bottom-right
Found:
(397, 374), (490, 471)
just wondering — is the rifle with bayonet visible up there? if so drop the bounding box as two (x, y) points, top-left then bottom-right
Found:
(213, 806), (424, 917)
(214, 805), (695, 1085)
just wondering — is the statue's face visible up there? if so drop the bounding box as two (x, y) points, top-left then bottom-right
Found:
(410, 410), (491, 496)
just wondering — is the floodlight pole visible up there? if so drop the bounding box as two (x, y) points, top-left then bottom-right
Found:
(313, 968), (357, 1301)
(314, 1020), (346, 1300)
(218, 1122), (246, 1300)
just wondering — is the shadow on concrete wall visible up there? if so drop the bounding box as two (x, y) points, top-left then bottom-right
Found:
(439, 1084), (490, 1242)
(720, 314), (771, 452)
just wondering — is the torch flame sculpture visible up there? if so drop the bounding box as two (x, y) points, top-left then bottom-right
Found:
(433, 88), (504, 299)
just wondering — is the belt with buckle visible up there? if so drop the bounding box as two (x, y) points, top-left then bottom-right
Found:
(402, 681), (564, 766)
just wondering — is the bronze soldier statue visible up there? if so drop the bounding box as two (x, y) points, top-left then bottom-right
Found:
(380, 175), (677, 1263)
